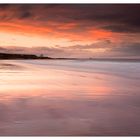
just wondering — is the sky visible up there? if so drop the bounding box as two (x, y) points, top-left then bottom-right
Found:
(0, 4), (140, 58)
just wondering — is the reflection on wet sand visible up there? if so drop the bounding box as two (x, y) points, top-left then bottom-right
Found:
(0, 62), (24, 70)
(0, 60), (140, 136)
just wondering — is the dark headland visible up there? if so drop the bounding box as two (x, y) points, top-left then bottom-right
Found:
(0, 52), (140, 62)
(0, 53), (51, 60)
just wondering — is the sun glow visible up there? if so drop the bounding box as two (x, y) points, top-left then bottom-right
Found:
(0, 31), (77, 47)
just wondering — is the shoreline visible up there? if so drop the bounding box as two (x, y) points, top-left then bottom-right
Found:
(0, 58), (140, 62)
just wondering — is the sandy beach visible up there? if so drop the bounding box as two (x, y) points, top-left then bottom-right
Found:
(0, 60), (140, 136)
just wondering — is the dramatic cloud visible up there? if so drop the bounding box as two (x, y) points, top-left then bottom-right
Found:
(0, 4), (140, 58)
(1, 5), (140, 31)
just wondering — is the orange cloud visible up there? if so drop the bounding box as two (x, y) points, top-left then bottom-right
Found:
(0, 22), (52, 36)
(57, 23), (78, 30)
(0, 20), (137, 49)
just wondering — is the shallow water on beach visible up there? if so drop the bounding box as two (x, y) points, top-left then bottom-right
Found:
(0, 60), (140, 136)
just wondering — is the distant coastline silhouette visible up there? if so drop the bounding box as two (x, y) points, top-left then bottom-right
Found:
(0, 53), (51, 59)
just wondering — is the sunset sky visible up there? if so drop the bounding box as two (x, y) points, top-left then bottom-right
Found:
(0, 4), (140, 58)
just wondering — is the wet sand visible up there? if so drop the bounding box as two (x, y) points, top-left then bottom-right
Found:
(0, 60), (140, 136)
